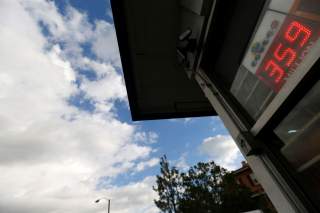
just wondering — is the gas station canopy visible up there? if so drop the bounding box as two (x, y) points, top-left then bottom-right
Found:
(111, 0), (216, 120)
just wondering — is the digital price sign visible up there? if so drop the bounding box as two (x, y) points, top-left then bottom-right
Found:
(242, 0), (320, 92)
(256, 17), (319, 91)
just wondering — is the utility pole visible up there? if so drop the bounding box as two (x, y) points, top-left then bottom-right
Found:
(107, 199), (110, 213)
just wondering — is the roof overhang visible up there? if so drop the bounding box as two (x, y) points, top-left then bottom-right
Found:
(111, 0), (216, 121)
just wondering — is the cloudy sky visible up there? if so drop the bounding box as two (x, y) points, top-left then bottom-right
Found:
(0, 0), (244, 212)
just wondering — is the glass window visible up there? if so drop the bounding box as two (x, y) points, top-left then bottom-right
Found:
(230, 0), (320, 120)
(274, 80), (320, 207)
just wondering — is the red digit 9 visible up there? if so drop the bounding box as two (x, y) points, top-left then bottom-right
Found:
(285, 21), (312, 47)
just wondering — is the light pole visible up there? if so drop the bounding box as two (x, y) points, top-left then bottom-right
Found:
(95, 197), (110, 213)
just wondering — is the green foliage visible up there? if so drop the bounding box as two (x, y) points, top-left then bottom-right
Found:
(153, 155), (182, 213)
(153, 156), (259, 213)
(220, 173), (258, 213)
(179, 162), (227, 213)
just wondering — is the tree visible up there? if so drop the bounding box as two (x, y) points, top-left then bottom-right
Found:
(153, 155), (182, 213)
(179, 162), (227, 213)
(220, 173), (258, 213)
(154, 156), (259, 213)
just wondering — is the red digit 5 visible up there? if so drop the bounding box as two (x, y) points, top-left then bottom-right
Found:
(274, 43), (297, 67)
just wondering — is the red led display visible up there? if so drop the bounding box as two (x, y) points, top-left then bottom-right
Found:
(285, 21), (311, 47)
(264, 59), (286, 83)
(256, 17), (319, 92)
(273, 43), (296, 67)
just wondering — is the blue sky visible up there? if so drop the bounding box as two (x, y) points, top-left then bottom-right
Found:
(0, 1), (243, 212)
(54, 0), (243, 183)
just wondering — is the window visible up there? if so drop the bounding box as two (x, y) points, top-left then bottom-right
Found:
(230, 0), (320, 120)
(274, 80), (320, 206)
(229, 1), (320, 209)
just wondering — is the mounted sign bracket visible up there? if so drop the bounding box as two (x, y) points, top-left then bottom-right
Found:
(177, 0), (217, 80)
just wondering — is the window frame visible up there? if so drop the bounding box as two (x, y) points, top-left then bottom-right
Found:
(195, 1), (320, 211)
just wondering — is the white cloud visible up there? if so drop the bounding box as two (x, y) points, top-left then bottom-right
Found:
(22, 0), (93, 59)
(174, 153), (189, 171)
(199, 135), (244, 170)
(168, 117), (194, 124)
(135, 158), (160, 172)
(148, 132), (159, 144)
(100, 176), (159, 213)
(91, 20), (121, 67)
(0, 175), (159, 213)
(134, 132), (147, 142)
(22, 0), (126, 108)
(0, 1), (158, 212)
(22, 0), (120, 68)
(80, 67), (126, 103)
(134, 131), (159, 144)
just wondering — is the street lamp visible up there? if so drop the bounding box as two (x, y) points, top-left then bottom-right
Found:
(95, 197), (110, 213)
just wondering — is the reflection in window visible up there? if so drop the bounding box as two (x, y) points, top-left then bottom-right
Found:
(275, 80), (320, 207)
(230, 0), (320, 120)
